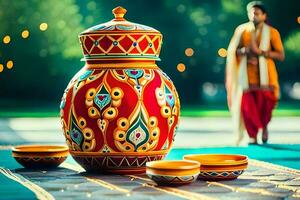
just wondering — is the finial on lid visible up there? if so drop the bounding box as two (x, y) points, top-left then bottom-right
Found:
(112, 6), (127, 20)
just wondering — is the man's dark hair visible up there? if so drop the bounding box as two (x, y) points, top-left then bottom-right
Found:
(247, 1), (267, 14)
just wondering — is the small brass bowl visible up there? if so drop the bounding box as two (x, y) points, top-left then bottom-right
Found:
(146, 160), (200, 186)
(12, 145), (69, 169)
(184, 154), (248, 181)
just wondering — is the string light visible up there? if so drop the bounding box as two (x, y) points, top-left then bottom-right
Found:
(185, 48), (194, 57)
(21, 30), (30, 39)
(3, 35), (11, 44)
(6, 60), (13, 69)
(0, 64), (3, 73)
(177, 63), (186, 72)
(218, 48), (227, 57)
(39, 23), (48, 31)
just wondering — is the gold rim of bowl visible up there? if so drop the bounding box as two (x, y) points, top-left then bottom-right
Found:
(146, 160), (200, 170)
(12, 145), (69, 154)
(184, 154), (248, 166)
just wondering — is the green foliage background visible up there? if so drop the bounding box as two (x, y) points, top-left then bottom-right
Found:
(0, 0), (299, 109)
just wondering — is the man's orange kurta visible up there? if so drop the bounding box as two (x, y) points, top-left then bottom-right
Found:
(236, 26), (283, 99)
(226, 23), (284, 142)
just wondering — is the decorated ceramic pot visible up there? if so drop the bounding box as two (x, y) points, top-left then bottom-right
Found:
(60, 6), (180, 174)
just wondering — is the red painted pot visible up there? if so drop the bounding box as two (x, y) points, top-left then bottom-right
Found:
(60, 6), (180, 174)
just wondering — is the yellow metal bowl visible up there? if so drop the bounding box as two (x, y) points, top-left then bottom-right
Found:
(183, 154), (248, 181)
(146, 160), (200, 186)
(184, 154), (248, 166)
(12, 145), (69, 169)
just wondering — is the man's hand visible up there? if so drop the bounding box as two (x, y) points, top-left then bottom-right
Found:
(236, 47), (250, 56)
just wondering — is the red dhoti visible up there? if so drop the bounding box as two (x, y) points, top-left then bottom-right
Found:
(241, 89), (277, 139)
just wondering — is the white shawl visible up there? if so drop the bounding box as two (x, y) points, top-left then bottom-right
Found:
(226, 22), (270, 145)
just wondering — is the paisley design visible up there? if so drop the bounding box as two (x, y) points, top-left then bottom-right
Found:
(125, 69), (144, 94)
(112, 103), (160, 152)
(165, 85), (175, 108)
(70, 114), (83, 147)
(70, 69), (106, 104)
(73, 70), (94, 92)
(126, 112), (149, 151)
(61, 68), (179, 154)
(94, 85), (111, 111)
(125, 69), (144, 79)
(82, 71), (125, 138)
(155, 78), (179, 131)
(66, 112), (96, 152)
(112, 69), (154, 96)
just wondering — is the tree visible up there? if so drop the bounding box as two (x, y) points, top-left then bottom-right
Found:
(0, 0), (84, 104)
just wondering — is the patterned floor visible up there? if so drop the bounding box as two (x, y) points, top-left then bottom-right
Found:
(1, 149), (300, 200)
(0, 117), (300, 199)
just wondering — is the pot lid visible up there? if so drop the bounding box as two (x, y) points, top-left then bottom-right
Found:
(79, 6), (163, 61)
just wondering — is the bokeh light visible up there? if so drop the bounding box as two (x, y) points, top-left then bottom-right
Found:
(6, 60), (14, 69)
(39, 23), (48, 31)
(297, 16), (300, 24)
(185, 48), (194, 57)
(21, 30), (30, 39)
(0, 64), (3, 73)
(3, 35), (11, 44)
(177, 4), (186, 13)
(218, 48), (227, 57)
(177, 63), (186, 72)
(87, 1), (96, 11)
(290, 82), (300, 99)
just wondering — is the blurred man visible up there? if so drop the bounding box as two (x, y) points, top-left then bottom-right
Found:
(226, 1), (285, 145)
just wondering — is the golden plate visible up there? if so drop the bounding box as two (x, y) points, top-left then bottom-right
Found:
(183, 154), (248, 180)
(12, 145), (69, 169)
(146, 160), (200, 186)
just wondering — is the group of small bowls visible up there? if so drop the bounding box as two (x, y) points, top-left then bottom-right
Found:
(11, 145), (248, 186)
(146, 154), (248, 186)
